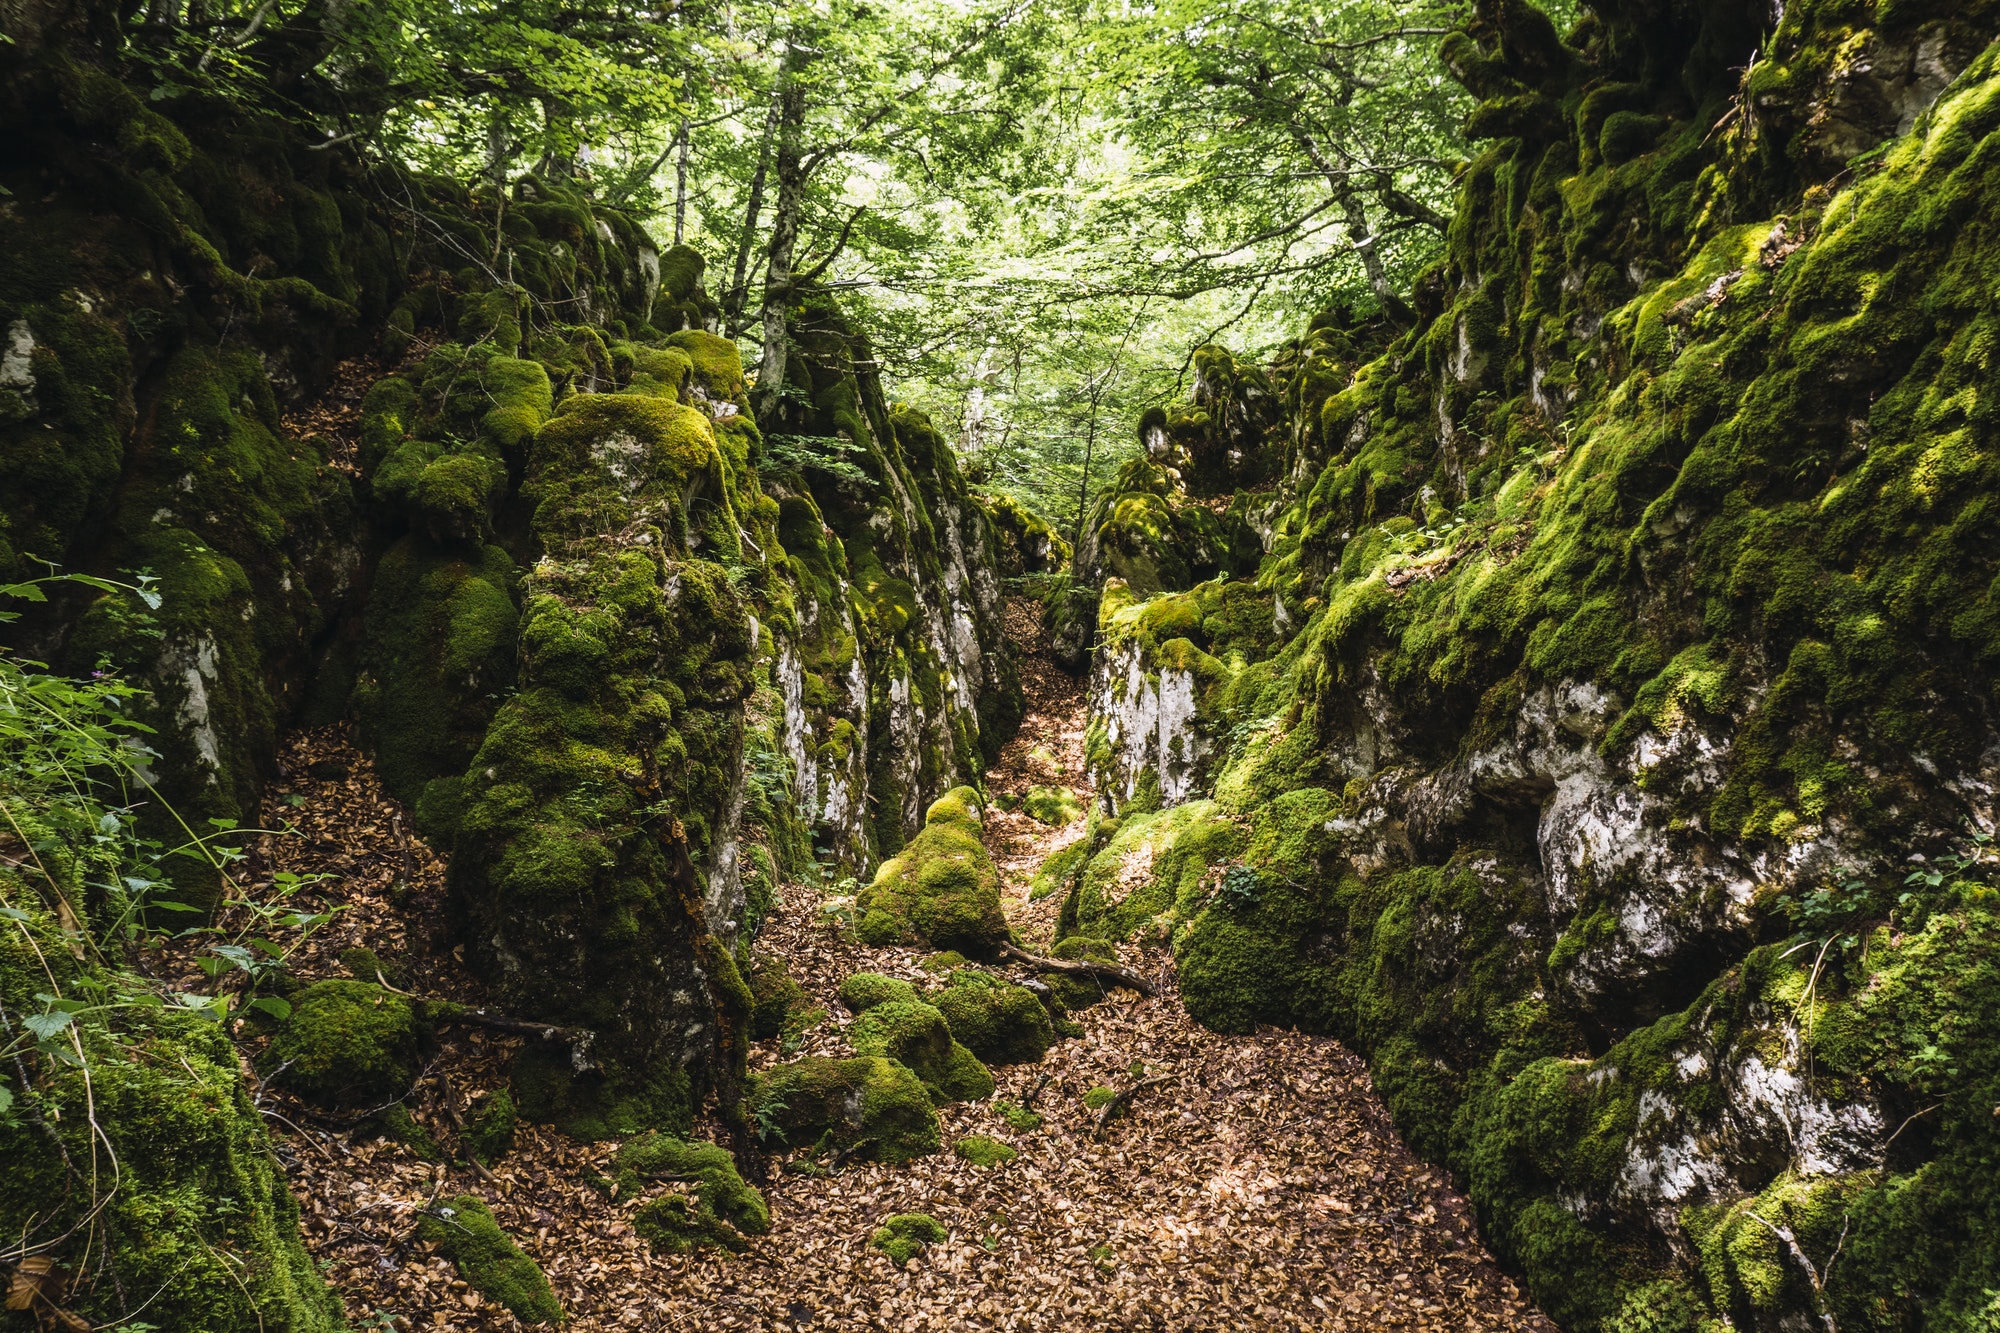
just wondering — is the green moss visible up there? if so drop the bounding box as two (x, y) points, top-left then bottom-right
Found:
(338, 944), (405, 987)
(931, 970), (1055, 1065)
(747, 1056), (942, 1163)
(953, 1134), (1018, 1166)
(463, 1090), (518, 1164)
(994, 1099), (1044, 1132)
(839, 971), (921, 1012)
(1022, 785), (1084, 825)
(268, 979), (422, 1108)
(1046, 936), (1122, 1010)
(919, 950), (968, 973)
(853, 789), (1008, 955)
(613, 1132), (769, 1253)
(419, 1194), (563, 1324)
(847, 999), (995, 1103)
(869, 1212), (948, 1265)
(749, 949), (807, 1041)
(1082, 1086), (1117, 1110)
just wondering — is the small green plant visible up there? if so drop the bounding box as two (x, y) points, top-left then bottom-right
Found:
(953, 1134), (1018, 1166)
(869, 1212), (947, 1264)
(1083, 1085), (1117, 1110)
(994, 1098), (1042, 1132)
(1219, 864), (1263, 913)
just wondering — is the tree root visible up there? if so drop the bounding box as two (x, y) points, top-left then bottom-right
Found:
(1093, 1074), (1175, 1138)
(999, 942), (1156, 997)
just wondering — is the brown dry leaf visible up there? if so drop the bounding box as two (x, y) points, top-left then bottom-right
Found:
(243, 597), (1557, 1331)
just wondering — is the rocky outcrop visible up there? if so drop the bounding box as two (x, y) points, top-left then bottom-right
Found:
(1060, 2), (2000, 1329)
(0, 0), (1022, 1170)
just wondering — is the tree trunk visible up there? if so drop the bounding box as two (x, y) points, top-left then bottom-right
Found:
(672, 117), (689, 245)
(724, 93), (782, 337)
(754, 54), (810, 426)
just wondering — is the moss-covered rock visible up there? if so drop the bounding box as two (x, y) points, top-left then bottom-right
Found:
(846, 999), (995, 1104)
(613, 1132), (769, 1252)
(747, 1056), (941, 1163)
(1046, 936), (1124, 1011)
(853, 787), (1008, 955)
(931, 970), (1055, 1066)
(838, 970), (922, 1013)
(869, 1212), (948, 1264)
(953, 1134), (1018, 1166)
(749, 949), (807, 1041)
(418, 1194), (563, 1324)
(463, 1090), (518, 1164)
(268, 979), (423, 1108)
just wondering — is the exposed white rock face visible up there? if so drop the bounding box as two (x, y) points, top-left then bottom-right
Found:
(160, 635), (224, 784)
(1599, 1016), (1885, 1233)
(1088, 639), (1206, 810)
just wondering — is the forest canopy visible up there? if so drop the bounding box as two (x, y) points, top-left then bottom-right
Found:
(109, 0), (1474, 529)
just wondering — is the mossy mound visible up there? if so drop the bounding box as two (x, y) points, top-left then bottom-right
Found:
(839, 970), (922, 1012)
(847, 1000), (995, 1104)
(1047, 937), (1123, 1010)
(613, 1133), (769, 1252)
(919, 950), (968, 974)
(953, 1134), (1018, 1167)
(994, 1099), (1044, 1132)
(1082, 1086), (1117, 1111)
(268, 979), (423, 1108)
(747, 1056), (942, 1163)
(931, 970), (1055, 1066)
(869, 1212), (948, 1265)
(853, 787), (1007, 955)
(418, 1194), (562, 1324)
(463, 1090), (518, 1164)
(1022, 785), (1083, 826)
(749, 949), (808, 1041)
(338, 945), (405, 988)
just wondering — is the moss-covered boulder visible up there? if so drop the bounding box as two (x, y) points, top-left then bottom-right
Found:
(749, 949), (807, 1041)
(853, 787), (1007, 955)
(869, 1212), (948, 1265)
(747, 1056), (941, 1163)
(932, 970), (1055, 1066)
(418, 1194), (562, 1324)
(838, 970), (921, 1013)
(847, 1000), (994, 1104)
(953, 1134), (1018, 1167)
(463, 1090), (518, 1164)
(614, 1133), (768, 1253)
(268, 979), (423, 1108)
(1047, 937), (1124, 1011)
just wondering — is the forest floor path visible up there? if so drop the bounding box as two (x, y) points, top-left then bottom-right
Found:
(259, 600), (1556, 1331)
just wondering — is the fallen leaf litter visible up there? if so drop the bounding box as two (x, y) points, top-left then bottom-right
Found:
(246, 600), (1556, 1331)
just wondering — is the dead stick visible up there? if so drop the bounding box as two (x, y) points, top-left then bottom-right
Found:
(1093, 1074), (1175, 1138)
(1000, 942), (1156, 997)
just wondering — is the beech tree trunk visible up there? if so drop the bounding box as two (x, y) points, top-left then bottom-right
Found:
(754, 53), (810, 425)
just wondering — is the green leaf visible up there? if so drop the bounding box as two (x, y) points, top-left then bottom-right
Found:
(23, 1010), (74, 1041)
(248, 995), (293, 1020)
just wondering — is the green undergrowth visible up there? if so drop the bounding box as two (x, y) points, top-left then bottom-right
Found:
(0, 583), (343, 1332)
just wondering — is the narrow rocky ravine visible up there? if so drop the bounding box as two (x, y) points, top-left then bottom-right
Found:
(257, 601), (1556, 1330)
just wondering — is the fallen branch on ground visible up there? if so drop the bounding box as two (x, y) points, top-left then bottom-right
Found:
(1000, 942), (1156, 997)
(1094, 1074), (1175, 1138)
